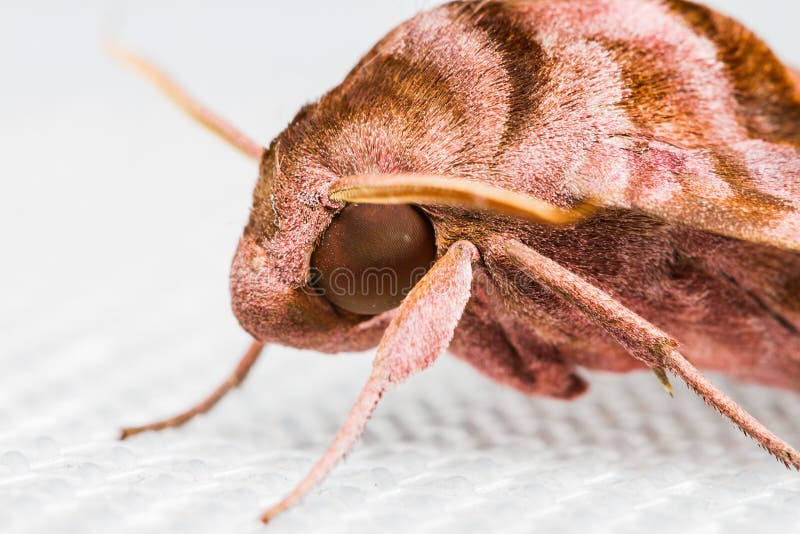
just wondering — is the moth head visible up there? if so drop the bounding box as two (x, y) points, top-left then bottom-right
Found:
(229, 47), (591, 351)
(230, 129), (590, 352)
(229, 141), (439, 352)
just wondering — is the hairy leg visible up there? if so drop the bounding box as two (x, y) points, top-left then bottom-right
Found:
(260, 241), (479, 523)
(503, 238), (800, 469)
(120, 341), (265, 440)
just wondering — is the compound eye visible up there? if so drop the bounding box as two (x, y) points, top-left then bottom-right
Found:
(311, 204), (437, 316)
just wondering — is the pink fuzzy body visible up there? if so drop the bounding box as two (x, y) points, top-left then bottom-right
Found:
(232, 0), (800, 398)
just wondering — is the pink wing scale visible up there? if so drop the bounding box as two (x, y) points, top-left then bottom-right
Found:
(493, 0), (800, 250)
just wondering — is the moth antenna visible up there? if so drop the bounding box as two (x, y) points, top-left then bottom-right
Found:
(108, 42), (265, 161)
(503, 239), (800, 469)
(261, 241), (478, 524)
(329, 174), (595, 227)
(652, 366), (674, 397)
(120, 341), (265, 439)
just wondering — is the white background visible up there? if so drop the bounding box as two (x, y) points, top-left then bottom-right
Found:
(2, 1), (800, 533)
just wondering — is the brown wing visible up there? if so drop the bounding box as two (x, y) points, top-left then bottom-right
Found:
(332, 1), (800, 250)
(587, 1), (800, 252)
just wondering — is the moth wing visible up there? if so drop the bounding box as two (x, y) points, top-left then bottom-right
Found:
(601, 1), (800, 251)
(587, 134), (800, 252)
(612, 159), (800, 252)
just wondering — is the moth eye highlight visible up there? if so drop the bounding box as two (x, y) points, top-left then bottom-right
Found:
(311, 204), (437, 316)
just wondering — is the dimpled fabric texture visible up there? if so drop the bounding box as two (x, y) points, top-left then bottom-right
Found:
(2, 1), (800, 533)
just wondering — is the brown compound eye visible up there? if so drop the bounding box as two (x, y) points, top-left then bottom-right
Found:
(311, 204), (437, 316)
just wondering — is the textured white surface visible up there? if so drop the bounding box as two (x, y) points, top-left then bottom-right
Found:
(2, 1), (800, 533)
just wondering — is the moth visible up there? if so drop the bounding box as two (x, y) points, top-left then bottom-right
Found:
(115, 0), (800, 524)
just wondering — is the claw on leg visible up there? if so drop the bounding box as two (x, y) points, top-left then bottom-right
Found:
(653, 366), (674, 396)
(120, 341), (265, 440)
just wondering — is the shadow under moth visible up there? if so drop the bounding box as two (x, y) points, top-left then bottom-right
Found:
(114, 0), (800, 524)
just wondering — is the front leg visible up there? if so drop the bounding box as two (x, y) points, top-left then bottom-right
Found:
(501, 239), (800, 469)
(120, 341), (266, 439)
(261, 240), (479, 523)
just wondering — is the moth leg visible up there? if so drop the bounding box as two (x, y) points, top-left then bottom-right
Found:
(108, 43), (265, 160)
(260, 241), (478, 524)
(450, 271), (587, 399)
(120, 341), (265, 440)
(503, 239), (800, 469)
